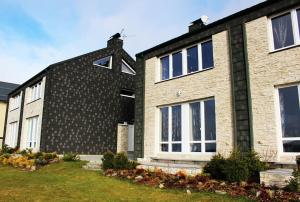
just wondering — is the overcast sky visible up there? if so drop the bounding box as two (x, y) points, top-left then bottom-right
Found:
(0, 0), (264, 84)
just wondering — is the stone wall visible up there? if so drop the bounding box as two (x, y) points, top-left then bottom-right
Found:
(245, 16), (300, 163)
(117, 124), (128, 153)
(142, 31), (234, 161)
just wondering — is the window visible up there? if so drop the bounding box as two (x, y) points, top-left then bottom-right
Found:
(270, 8), (300, 51)
(10, 94), (21, 110)
(121, 60), (136, 75)
(27, 116), (39, 149)
(160, 39), (214, 81)
(93, 56), (112, 69)
(278, 85), (300, 153)
(190, 99), (216, 153)
(5, 122), (18, 148)
(172, 52), (182, 77)
(160, 98), (216, 153)
(120, 89), (135, 98)
(161, 56), (169, 80)
(29, 82), (42, 102)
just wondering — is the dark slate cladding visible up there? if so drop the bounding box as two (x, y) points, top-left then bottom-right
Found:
(40, 39), (135, 154)
(134, 0), (300, 157)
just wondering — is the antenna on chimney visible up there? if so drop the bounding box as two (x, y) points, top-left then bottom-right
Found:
(119, 28), (136, 40)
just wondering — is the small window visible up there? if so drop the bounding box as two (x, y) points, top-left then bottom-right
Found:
(172, 52), (182, 77)
(29, 82), (42, 103)
(5, 122), (18, 148)
(202, 40), (214, 69)
(120, 89), (135, 98)
(161, 56), (169, 80)
(10, 94), (21, 110)
(271, 13), (294, 50)
(187, 46), (199, 73)
(278, 85), (300, 153)
(93, 56), (112, 69)
(121, 60), (136, 75)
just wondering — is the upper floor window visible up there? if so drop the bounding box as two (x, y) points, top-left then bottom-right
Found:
(29, 82), (42, 103)
(93, 56), (112, 69)
(278, 85), (300, 153)
(160, 39), (214, 81)
(270, 8), (300, 51)
(121, 59), (136, 75)
(10, 94), (21, 110)
(120, 89), (135, 98)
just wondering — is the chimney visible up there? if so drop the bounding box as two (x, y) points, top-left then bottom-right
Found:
(189, 18), (205, 32)
(107, 33), (123, 48)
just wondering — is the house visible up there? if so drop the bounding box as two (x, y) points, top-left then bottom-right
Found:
(0, 82), (19, 148)
(3, 36), (136, 156)
(134, 0), (300, 172)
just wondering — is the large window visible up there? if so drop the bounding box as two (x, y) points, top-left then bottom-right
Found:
(160, 39), (214, 80)
(10, 94), (21, 110)
(160, 98), (216, 153)
(278, 85), (300, 153)
(29, 82), (42, 103)
(27, 116), (39, 149)
(270, 8), (300, 51)
(5, 122), (18, 148)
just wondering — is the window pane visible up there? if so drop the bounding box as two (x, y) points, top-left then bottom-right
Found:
(172, 52), (182, 77)
(172, 144), (181, 152)
(191, 143), (201, 152)
(161, 144), (168, 152)
(283, 140), (300, 153)
(202, 40), (214, 69)
(161, 56), (169, 80)
(205, 143), (216, 152)
(190, 102), (201, 141)
(187, 46), (198, 73)
(172, 105), (181, 141)
(297, 9), (300, 36)
(161, 107), (169, 142)
(93, 56), (111, 68)
(205, 99), (216, 140)
(272, 13), (294, 50)
(279, 86), (300, 138)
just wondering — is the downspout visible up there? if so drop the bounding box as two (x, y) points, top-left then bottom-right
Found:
(242, 23), (254, 150)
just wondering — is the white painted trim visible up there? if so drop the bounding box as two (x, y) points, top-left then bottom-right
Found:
(121, 59), (136, 75)
(276, 83), (300, 156)
(93, 56), (113, 69)
(268, 7), (300, 52)
(120, 94), (135, 98)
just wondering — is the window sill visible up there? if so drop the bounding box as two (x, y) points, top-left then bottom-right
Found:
(153, 152), (216, 161)
(155, 67), (214, 84)
(269, 44), (300, 54)
(27, 98), (41, 105)
(9, 107), (19, 112)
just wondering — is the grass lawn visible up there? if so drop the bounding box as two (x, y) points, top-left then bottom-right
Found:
(0, 161), (252, 202)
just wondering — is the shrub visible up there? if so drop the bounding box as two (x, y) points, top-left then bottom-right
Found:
(0, 144), (17, 155)
(102, 151), (115, 170)
(203, 154), (226, 180)
(284, 170), (299, 192)
(62, 153), (79, 161)
(114, 152), (129, 170)
(43, 152), (58, 160)
(127, 160), (139, 170)
(204, 151), (266, 182)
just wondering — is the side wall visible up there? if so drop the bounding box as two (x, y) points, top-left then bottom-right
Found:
(246, 16), (300, 163)
(142, 31), (234, 161)
(0, 101), (7, 147)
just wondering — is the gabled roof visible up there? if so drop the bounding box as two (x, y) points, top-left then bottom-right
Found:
(0, 81), (19, 102)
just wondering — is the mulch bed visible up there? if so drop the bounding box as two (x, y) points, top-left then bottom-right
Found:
(104, 168), (300, 202)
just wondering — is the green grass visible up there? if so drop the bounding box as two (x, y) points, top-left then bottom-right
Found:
(0, 162), (252, 202)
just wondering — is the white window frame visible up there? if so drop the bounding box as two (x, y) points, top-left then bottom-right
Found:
(121, 59), (136, 75)
(158, 98), (216, 154)
(189, 99), (216, 154)
(29, 82), (42, 103)
(6, 121), (18, 148)
(276, 83), (300, 155)
(268, 7), (300, 52)
(10, 94), (21, 111)
(93, 56), (113, 69)
(26, 116), (39, 149)
(158, 39), (214, 81)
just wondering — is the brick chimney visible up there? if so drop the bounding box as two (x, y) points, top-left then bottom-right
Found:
(107, 33), (123, 48)
(189, 18), (205, 32)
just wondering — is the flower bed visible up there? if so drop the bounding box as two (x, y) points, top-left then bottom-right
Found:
(104, 168), (300, 202)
